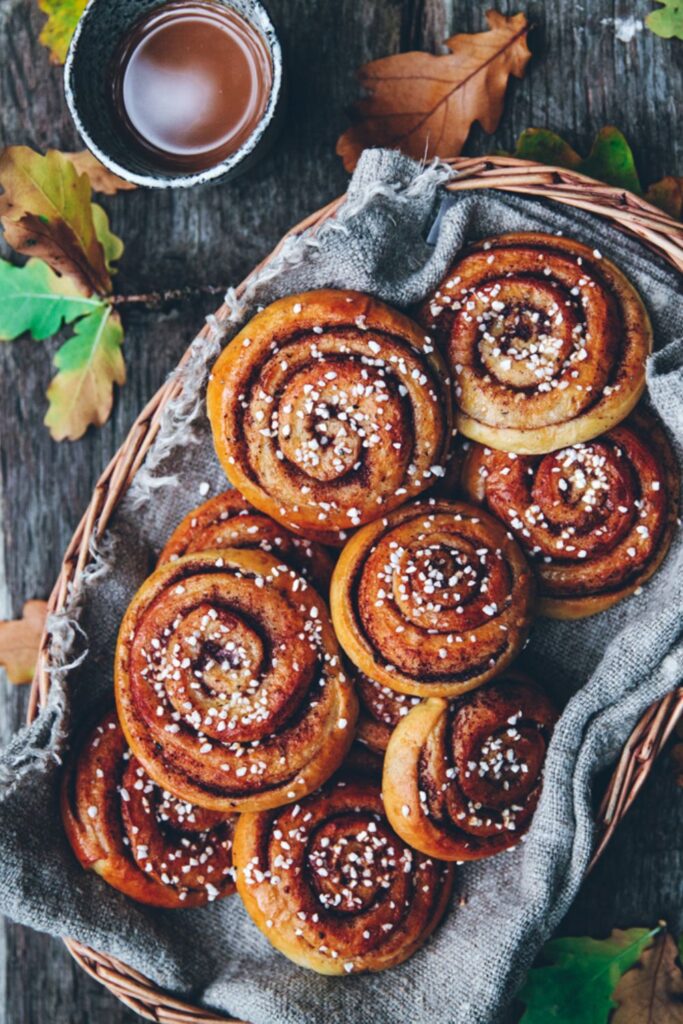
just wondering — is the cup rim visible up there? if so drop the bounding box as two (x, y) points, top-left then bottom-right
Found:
(64, 0), (283, 189)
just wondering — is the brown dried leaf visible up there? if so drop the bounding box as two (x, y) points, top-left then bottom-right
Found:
(613, 930), (683, 1023)
(645, 176), (683, 220)
(64, 151), (137, 195)
(336, 10), (531, 172)
(0, 600), (48, 684)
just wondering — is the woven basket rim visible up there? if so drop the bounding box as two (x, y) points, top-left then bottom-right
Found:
(25, 154), (683, 1023)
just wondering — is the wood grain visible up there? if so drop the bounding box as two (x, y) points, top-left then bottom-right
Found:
(1, 0), (682, 1021)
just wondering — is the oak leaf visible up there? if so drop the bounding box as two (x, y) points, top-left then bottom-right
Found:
(37, 0), (87, 64)
(45, 305), (125, 441)
(0, 258), (101, 341)
(646, 1), (683, 39)
(0, 146), (115, 296)
(518, 927), (657, 1023)
(512, 127), (581, 170)
(579, 127), (643, 195)
(91, 204), (124, 277)
(612, 930), (683, 1023)
(514, 127), (683, 221)
(645, 176), (683, 220)
(0, 601), (48, 684)
(514, 127), (642, 195)
(336, 11), (531, 172)
(64, 151), (137, 195)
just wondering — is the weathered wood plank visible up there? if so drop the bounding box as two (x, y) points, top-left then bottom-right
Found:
(0, 0), (682, 1020)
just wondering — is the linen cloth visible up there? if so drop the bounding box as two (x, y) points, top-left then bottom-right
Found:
(0, 149), (682, 1024)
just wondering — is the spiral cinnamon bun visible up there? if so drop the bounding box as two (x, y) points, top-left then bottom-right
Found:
(457, 409), (679, 618)
(207, 290), (452, 546)
(61, 712), (236, 907)
(234, 775), (454, 974)
(330, 499), (535, 698)
(383, 674), (557, 861)
(115, 550), (358, 812)
(418, 233), (651, 454)
(158, 490), (334, 592)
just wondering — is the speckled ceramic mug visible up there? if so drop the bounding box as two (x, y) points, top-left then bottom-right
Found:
(64, 0), (284, 189)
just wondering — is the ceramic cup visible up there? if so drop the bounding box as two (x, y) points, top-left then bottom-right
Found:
(64, 0), (284, 189)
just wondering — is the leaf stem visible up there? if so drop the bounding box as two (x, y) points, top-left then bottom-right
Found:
(108, 284), (226, 308)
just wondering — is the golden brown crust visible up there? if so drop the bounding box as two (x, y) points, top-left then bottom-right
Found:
(382, 674), (557, 861)
(61, 712), (236, 907)
(207, 289), (452, 546)
(234, 776), (454, 974)
(418, 233), (652, 454)
(114, 549), (358, 812)
(457, 408), (680, 619)
(157, 489), (334, 593)
(330, 499), (535, 698)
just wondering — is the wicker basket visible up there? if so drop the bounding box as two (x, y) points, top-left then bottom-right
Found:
(26, 155), (683, 1023)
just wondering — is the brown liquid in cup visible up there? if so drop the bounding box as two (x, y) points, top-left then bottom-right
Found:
(111, 1), (273, 173)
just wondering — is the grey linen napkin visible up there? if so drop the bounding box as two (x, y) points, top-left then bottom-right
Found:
(0, 150), (681, 1024)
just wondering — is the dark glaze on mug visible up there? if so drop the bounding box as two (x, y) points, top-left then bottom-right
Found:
(111, 1), (273, 173)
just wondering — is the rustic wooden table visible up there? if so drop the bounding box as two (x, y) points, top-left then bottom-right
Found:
(1, 0), (682, 1020)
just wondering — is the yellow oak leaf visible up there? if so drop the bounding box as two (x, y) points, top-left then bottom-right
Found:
(0, 146), (114, 296)
(45, 305), (125, 441)
(64, 151), (136, 195)
(37, 0), (87, 64)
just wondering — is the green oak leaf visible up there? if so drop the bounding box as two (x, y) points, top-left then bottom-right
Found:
(91, 203), (124, 277)
(37, 0), (88, 64)
(45, 304), (125, 441)
(514, 126), (642, 195)
(518, 927), (658, 1024)
(514, 128), (582, 169)
(0, 257), (102, 341)
(580, 127), (642, 195)
(646, 1), (683, 39)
